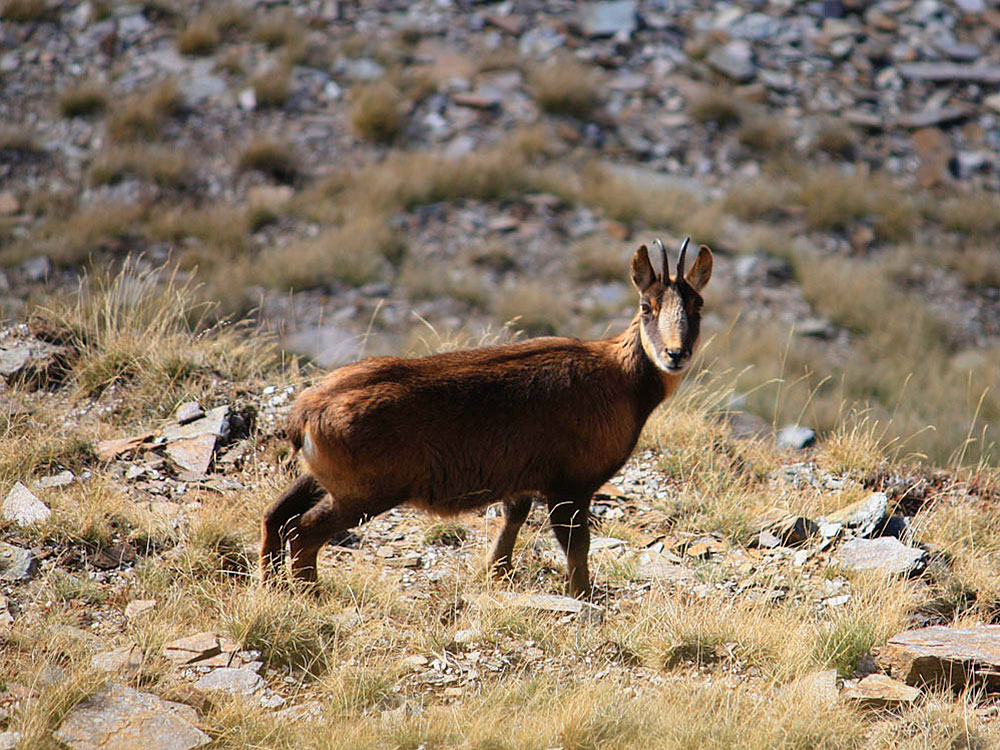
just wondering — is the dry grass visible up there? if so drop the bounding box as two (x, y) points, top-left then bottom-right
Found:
(933, 194), (1000, 236)
(350, 82), (406, 144)
(88, 145), (194, 189)
(573, 236), (632, 283)
(149, 202), (250, 255)
(176, 14), (220, 56)
(107, 78), (184, 143)
(33, 201), (146, 265)
(737, 115), (790, 154)
(812, 120), (857, 159)
(253, 66), (293, 109)
(0, 0), (48, 21)
(688, 89), (744, 127)
(494, 280), (568, 335)
(723, 176), (788, 221)
(57, 79), (109, 118)
(251, 10), (306, 50)
(238, 138), (301, 184)
(31, 258), (278, 415)
(528, 57), (602, 118)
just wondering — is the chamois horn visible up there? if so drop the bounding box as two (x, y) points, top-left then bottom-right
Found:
(676, 236), (690, 282)
(653, 238), (668, 282)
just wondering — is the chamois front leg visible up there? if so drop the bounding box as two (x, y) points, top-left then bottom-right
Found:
(547, 497), (592, 599)
(260, 473), (327, 583)
(487, 493), (534, 580)
(288, 493), (398, 582)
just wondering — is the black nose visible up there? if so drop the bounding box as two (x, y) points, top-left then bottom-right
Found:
(666, 348), (684, 362)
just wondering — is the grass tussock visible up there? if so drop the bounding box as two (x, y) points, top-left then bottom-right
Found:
(812, 120), (857, 159)
(176, 14), (220, 56)
(688, 89), (744, 127)
(737, 115), (790, 154)
(528, 57), (602, 118)
(350, 82), (407, 144)
(88, 145), (194, 189)
(149, 203), (250, 255)
(494, 281), (568, 336)
(34, 201), (146, 266)
(252, 66), (293, 109)
(107, 78), (184, 143)
(252, 9), (306, 50)
(32, 257), (278, 418)
(58, 79), (109, 118)
(0, 0), (49, 22)
(933, 194), (1000, 236)
(238, 137), (301, 184)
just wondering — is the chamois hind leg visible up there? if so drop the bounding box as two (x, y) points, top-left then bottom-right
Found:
(546, 497), (592, 599)
(288, 493), (397, 582)
(260, 473), (327, 582)
(487, 493), (534, 580)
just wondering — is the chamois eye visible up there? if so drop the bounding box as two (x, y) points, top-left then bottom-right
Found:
(640, 303), (651, 316)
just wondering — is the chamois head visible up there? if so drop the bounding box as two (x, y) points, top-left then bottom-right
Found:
(630, 237), (713, 374)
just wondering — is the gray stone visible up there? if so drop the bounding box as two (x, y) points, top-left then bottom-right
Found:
(3, 481), (51, 525)
(842, 673), (921, 707)
(752, 508), (818, 546)
(496, 592), (604, 624)
(881, 625), (1000, 689)
(706, 41), (756, 82)
(54, 685), (209, 750)
(954, 0), (985, 12)
(897, 106), (972, 129)
(0, 543), (38, 582)
(166, 433), (216, 479)
(194, 666), (263, 695)
(777, 425), (816, 450)
(834, 537), (927, 576)
(0, 340), (68, 386)
(898, 63), (1000, 84)
(175, 402), (205, 425)
(795, 669), (839, 707)
(92, 645), (143, 673)
(20, 255), (52, 281)
(824, 492), (888, 538)
(35, 470), (75, 489)
(163, 406), (229, 442)
(0, 732), (21, 750)
(931, 37), (980, 62)
(634, 551), (695, 582)
(579, 1), (637, 38)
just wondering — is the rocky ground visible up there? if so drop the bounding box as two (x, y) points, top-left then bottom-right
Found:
(3, 0), (1000, 748)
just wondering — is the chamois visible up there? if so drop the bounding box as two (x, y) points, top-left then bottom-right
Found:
(261, 238), (713, 597)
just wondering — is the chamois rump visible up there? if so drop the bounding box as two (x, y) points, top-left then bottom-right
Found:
(261, 238), (713, 597)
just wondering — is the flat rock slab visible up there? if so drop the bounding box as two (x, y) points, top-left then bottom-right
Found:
(0, 542), (37, 581)
(35, 469), (75, 489)
(165, 433), (217, 480)
(162, 406), (229, 443)
(633, 551), (695, 583)
(824, 492), (888, 538)
(3, 481), (50, 525)
(752, 508), (817, 546)
(96, 433), (154, 462)
(842, 673), (921, 707)
(164, 631), (240, 666)
(92, 645), (144, 673)
(579, 0), (636, 38)
(495, 592), (604, 624)
(54, 685), (209, 750)
(0, 732), (21, 750)
(881, 625), (1000, 689)
(898, 63), (1000, 83)
(0, 340), (69, 387)
(834, 537), (926, 576)
(175, 401), (205, 425)
(193, 666), (263, 695)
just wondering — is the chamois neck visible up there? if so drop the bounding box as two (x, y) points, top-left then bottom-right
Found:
(610, 315), (682, 403)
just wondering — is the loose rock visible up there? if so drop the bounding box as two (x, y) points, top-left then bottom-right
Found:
(3, 481), (51, 525)
(881, 625), (1000, 690)
(0, 543), (38, 582)
(834, 537), (927, 576)
(54, 685), (210, 750)
(842, 673), (921, 707)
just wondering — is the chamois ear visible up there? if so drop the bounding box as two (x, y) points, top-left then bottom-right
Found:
(630, 245), (656, 292)
(685, 245), (713, 292)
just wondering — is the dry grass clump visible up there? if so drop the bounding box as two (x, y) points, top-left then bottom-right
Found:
(33, 258), (277, 416)
(812, 120), (857, 159)
(528, 57), (602, 118)
(688, 89), (744, 127)
(573, 235), (631, 282)
(149, 202), (250, 255)
(253, 66), (293, 109)
(791, 167), (914, 242)
(0, 402), (95, 486)
(933, 194), (1000, 236)
(252, 9), (304, 48)
(350, 82), (407, 144)
(107, 78), (184, 143)
(88, 145), (194, 189)
(237, 137), (301, 184)
(253, 213), (401, 290)
(737, 115), (790, 154)
(396, 260), (489, 309)
(0, 126), (41, 154)
(494, 281), (568, 335)
(0, 0), (49, 21)
(58, 79), (109, 118)
(176, 14), (220, 56)
(34, 201), (146, 265)
(723, 176), (788, 221)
